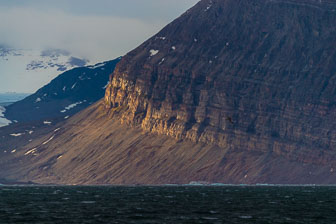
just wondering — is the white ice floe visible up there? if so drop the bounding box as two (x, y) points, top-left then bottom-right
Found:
(42, 135), (54, 145)
(35, 97), (41, 103)
(25, 148), (37, 155)
(194, 38), (198, 42)
(171, 46), (176, 50)
(63, 86), (66, 91)
(10, 133), (24, 137)
(0, 106), (11, 127)
(149, 49), (159, 56)
(64, 116), (69, 119)
(157, 36), (166, 40)
(43, 121), (52, 125)
(28, 130), (34, 134)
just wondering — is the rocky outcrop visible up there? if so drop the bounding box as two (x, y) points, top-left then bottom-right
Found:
(105, 0), (336, 164)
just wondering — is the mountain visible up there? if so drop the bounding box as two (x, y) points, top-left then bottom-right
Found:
(1, 0), (336, 184)
(4, 58), (121, 123)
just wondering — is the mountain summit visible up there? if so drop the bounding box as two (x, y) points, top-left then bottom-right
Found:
(1, 0), (336, 184)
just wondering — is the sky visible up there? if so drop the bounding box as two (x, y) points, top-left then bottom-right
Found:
(0, 0), (199, 93)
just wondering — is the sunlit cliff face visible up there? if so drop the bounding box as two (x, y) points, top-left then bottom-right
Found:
(105, 0), (336, 154)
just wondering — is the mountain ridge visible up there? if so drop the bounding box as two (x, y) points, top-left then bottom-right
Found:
(5, 58), (120, 123)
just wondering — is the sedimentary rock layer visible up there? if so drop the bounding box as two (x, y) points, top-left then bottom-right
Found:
(105, 0), (336, 163)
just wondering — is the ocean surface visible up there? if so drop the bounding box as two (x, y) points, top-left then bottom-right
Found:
(0, 93), (29, 104)
(1, 186), (336, 223)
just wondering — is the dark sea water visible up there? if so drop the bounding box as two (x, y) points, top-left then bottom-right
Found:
(1, 185), (336, 223)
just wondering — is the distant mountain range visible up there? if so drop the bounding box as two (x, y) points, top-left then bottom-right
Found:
(4, 58), (121, 123)
(0, 46), (90, 93)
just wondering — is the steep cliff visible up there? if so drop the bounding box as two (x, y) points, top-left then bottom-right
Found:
(104, 0), (336, 164)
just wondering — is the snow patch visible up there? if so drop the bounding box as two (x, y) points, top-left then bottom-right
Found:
(0, 106), (11, 127)
(159, 58), (165, 65)
(11, 149), (16, 153)
(88, 63), (106, 69)
(42, 135), (54, 145)
(103, 82), (109, 89)
(43, 121), (52, 125)
(54, 128), (61, 132)
(171, 46), (176, 50)
(61, 101), (84, 113)
(149, 49), (159, 56)
(64, 116), (70, 119)
(28, 130), (34, 134)
(71, 82), (77, 89)
(10, 133), (24, 137)
(205, 0), (213, 11)
(35, 97), (41, 103)
(156, 36), (166, 40)
(25, 148), (37, 155)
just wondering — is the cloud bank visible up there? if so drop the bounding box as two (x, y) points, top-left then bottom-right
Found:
(0, 0), (199, 93)
(0, 7), (162, 62)
(0, 0), (199, 62)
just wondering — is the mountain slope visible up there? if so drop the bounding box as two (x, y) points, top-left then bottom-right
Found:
(1, 101), (335, 185)
(2, 0), (336, 184)
(5, 58), (121, 123)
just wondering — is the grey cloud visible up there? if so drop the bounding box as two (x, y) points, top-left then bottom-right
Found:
(0, 0), (199, 92)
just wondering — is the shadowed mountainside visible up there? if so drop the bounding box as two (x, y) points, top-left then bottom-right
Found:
(5, 58), (120, 123)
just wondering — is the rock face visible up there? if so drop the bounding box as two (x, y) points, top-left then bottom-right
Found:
(105, 0), (336, 164)
(5, 58), (120, 122)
